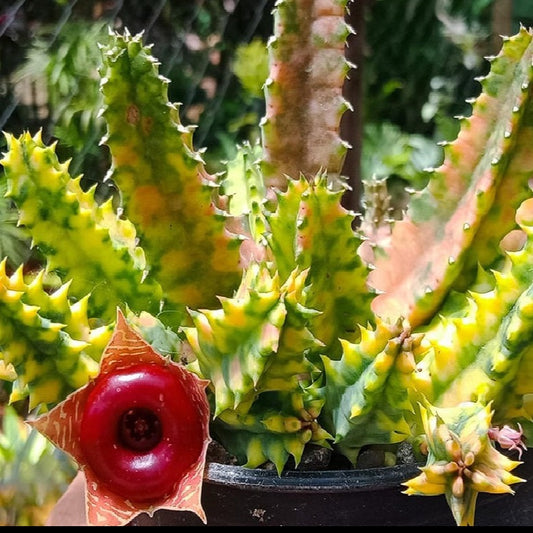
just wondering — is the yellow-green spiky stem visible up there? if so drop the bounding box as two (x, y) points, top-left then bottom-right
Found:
(321, 318), (420, 462)
(0, 259), (110, 409)
(266, 174), (374, 354)
(1, 131), (163, 323)
(221, 143), (269, 245)
(184, 263), (330, 472)
(411, 198), (533, 442)
(212, 384), (331, 473)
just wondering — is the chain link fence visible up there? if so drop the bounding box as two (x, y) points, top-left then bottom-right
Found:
(2, 1), (533, 185)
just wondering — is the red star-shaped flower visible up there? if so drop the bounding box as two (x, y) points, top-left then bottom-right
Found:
(29, 309), (211, 526)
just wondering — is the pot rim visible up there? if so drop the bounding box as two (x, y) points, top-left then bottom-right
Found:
(203, 461), (422, 493)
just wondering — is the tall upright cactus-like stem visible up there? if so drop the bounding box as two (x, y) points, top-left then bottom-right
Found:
(261, 0), (353, 189)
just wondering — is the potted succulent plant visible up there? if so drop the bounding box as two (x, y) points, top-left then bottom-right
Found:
(2, 0), (533, 526)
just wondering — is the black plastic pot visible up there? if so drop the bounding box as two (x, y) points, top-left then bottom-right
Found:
(128, 458), (533, 526)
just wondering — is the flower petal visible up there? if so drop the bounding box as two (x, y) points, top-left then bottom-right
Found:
(29, 308), (211, 526)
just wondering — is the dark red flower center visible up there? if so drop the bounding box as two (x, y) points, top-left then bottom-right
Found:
(118, 407), (162, 451)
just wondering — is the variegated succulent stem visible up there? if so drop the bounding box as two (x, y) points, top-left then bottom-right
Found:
(99, 31), (244, 322)
(266, 174), (374, 353)
(411, 197), (533, 432)
(260, 0), (353, 190)
(368, 28), (533, 328)
(321, 318), (419, 462)
(184, 263), (330, 472)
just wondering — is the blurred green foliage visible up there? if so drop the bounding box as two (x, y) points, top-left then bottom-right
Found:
(1, 0), (275, 178)
(0, 405), (76, 526)
(13, 21), (110, 193)
(361, 121), (442, 190)
(233, 37), (269, 99)
(364, 0), (494, 141)
(360, 0), (495, 204)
